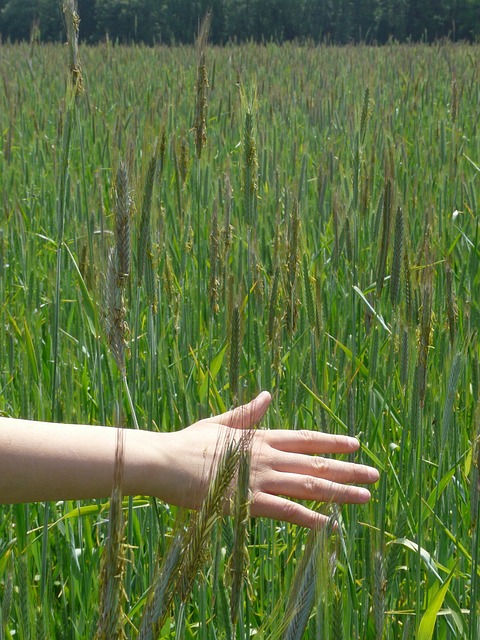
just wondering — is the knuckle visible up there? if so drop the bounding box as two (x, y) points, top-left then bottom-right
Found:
(281, 500), (300, 519)
(305, 475), (319, 495)
(334, 483), (350, 503)
(298, 429), (315, 444)
(353, 465), (366, 481)
(312, 456), (328, 475)
(318, 479), (344, 502)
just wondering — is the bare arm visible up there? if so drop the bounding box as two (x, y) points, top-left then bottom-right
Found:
(0, 391), (379, 528)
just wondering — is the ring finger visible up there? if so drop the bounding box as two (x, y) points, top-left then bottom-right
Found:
(261, 470), (373, 504)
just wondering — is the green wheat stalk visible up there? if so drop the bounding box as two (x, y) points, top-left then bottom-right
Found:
(94, 428), (127, 640)
(373, 550), (386, 640)
(376, 176), (393, 298)
(229, 305), (241, 401)
(229, 442), (251, 627)
(194, 12), (211, 160)
(390, 206), (404, 308)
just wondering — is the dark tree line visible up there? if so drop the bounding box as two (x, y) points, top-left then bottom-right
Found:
(0, 0), (479, 44)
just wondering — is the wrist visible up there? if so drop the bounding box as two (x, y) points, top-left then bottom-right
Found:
(123, 429), (170, 498)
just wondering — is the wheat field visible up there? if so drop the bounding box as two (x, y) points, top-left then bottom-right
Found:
(0, 36), (479, 639)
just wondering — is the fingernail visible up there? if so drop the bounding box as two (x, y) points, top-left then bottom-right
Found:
(359, 488), (371, 502)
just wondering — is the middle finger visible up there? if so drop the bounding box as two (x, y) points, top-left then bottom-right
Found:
(271, 451), (380, 484)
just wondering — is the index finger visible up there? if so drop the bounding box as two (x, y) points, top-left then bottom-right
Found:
(262, 429), (361, 455)
(204, 391), (272, 429)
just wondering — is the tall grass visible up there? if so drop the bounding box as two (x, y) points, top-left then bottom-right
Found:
(0, 39), (479, 638)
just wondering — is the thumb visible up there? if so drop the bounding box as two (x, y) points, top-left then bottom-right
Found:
(204, 391), (272, 430)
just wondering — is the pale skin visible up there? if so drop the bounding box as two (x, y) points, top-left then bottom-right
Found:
(0, 391), (379, 528)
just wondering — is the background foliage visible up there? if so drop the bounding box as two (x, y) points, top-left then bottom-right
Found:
(0, 0), (479, 44)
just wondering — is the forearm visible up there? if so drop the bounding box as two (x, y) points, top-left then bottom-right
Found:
(0, 418), (165, 504)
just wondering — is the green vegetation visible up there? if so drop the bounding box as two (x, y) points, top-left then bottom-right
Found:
(0, 0), (479, 45)
(0, 34), (479, 638)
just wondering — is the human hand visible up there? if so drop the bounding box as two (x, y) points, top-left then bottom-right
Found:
(155, 391), (379, 528)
